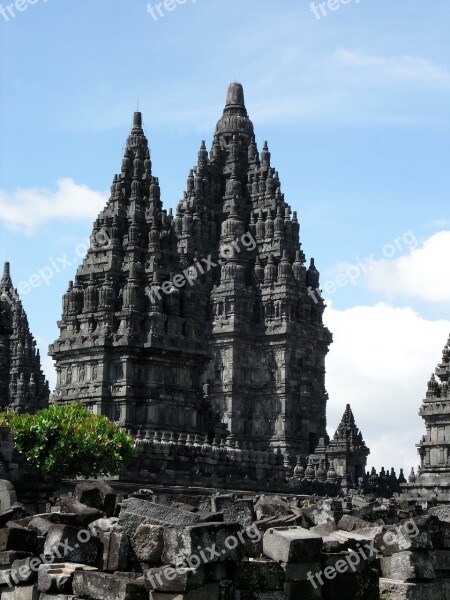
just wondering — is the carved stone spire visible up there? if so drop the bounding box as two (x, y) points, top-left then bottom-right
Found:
(0, 263), (49, 412)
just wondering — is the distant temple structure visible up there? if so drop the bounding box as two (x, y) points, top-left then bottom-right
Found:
(49, 82), (369, 486)
(0, 263), (49, 412)
(403, 335), (450, 500)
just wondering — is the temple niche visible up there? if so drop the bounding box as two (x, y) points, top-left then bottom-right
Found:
(49, 82), (368, 484)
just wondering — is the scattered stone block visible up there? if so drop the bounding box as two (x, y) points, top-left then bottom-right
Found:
(263, 527), (322, 563)
(283, 581), (322, 599)
(379, 578), (445, 600)
(321, 568), (379, 600)
(148, 582), (219, 600)
(0, 528), (37, 553)
(235, 559), (284, 590)
(74, 481), (116, 517)
(280, 561), (321, 582)
(374, 524), (432, 556)
(57, 497), (103, 525)
(303, 500), (343, 527)
(145, 565), (206, 592)
(37, 562), (97, 594)
(430, 549), (450, 573)
(212, 495), (254, 528)
(255, 496), (292, 521)
(73, 570), (148, 600)
(119, 499), (200, 537)
(88, 517), (118, 536)
(196, 511), (224, 523)
(310, 522), (337, 536)
(27, 517), (54, 536)
(131, 524), (163, 564)
(44, 525), (99, 565)
(9, 557), (39, 584)
(337, 515), (368, 532)
(98, 531), (128, 572)
(237, 591), (288, 600)
(0, 481), (17, 516)
(162, 523), (242, 567)
(2, 584), (39, 600)
(321, 530), (376, 554)
(380, 551), (435, 580)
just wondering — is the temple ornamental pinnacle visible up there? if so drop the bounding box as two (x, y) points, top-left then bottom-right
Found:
(49, 82), (368, 479)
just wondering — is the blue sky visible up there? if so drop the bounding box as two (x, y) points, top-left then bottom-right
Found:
(1, 0), (450, 472)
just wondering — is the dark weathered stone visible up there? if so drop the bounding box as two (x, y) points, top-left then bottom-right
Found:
(26, 517), (54, 537)
(44, 525), (99, 565)
(254, 497), (292, 521)
(162, 523), (242, 566)
(0, 528), (37, 553)
(98, 531), (128, 572)
(37, 562), (97, 594)
(119, 499), (200, 537)
(337, 515), (368, 532)
(148, 582), (220, 600)
(212, 495), (254, 528)
(9, 557), (38, 585)
(57, 497), (103, 525)
(234, 559), (284, 590)
(263, 527), (322, 563)
(130, 524), (163, 564)
(73, 570), (148, 600)
(379, 578), (445, 600)
(1, 585), (40, 600)
(74, 482), (116, 517)
(145, 565), (206, 592)
(380, 551), (435, 580)
(303, 499), (343, 527)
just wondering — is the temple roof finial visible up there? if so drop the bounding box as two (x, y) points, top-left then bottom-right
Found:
(225, 81), (245, 108)
(132, 111), (143, 132)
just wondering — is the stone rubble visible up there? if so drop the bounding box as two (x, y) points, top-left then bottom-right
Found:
(0, 481), (448, 599)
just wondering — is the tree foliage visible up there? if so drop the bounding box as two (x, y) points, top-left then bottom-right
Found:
(1, 402), (136, 479)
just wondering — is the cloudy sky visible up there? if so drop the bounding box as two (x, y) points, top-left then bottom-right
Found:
(1, 0), (450, 474)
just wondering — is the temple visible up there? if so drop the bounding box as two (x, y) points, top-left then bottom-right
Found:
(0, 263), (49, 412)
(403, 335), (450, 500)
(49, 82), (368, 485)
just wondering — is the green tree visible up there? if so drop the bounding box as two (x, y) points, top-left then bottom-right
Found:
(1, 402), (136, 479)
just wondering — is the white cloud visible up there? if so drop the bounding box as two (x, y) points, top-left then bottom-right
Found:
(324, 302), (450, 473)
(0, 179), (108, 235)
(366, 230), (450, 302)
(333, 48), (450, 86)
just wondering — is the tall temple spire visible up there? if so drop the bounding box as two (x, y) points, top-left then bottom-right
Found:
(1, 262), (12, 290)
(403, 333), (450, 499)
(50, 81), (339, 464)
(0, 263), (49, 412)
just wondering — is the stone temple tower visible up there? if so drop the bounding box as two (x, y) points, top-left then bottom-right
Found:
(49, 83), (333, 459)
(404, 336), (450, 499)
(0, 263), (49, 412)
